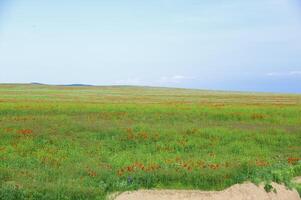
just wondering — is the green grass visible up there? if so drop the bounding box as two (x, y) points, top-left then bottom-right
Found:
(0, 84), (300, 199)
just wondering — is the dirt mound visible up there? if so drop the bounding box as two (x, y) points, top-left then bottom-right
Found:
(114, 182), (300, 200)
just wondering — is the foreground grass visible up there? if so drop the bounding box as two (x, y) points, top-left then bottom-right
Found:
(0, 84), (300, 199)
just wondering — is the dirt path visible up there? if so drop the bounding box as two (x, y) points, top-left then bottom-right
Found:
(113, 182), (300, 200)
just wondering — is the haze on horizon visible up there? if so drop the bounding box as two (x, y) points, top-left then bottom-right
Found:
(0, 0), (301, 93)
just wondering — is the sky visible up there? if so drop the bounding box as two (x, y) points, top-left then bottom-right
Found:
(0, 0), (301, 93)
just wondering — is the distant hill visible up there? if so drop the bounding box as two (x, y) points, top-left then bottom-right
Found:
(60, 84), (94, 87)
(30, 82), (45, 85)
(29, 83), (94, 87)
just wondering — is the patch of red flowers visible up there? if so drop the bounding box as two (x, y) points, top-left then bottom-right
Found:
(287, 157), (300, 165)
(117, 162), (161, 176)
(17, 129), (33, 135)
(86, 167), (97, 177)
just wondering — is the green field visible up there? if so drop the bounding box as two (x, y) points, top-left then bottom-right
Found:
(0, 84), (300, 199)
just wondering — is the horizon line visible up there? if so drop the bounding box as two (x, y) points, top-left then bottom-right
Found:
(0, 82), (300, 95)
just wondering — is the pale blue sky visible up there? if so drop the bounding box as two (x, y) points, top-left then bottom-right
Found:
(0, 0), (301, 93)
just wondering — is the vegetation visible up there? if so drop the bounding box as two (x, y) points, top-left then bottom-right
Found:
(0, 84), (300, 199)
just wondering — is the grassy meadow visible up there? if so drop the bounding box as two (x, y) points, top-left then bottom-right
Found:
(0, 84), (300, 199)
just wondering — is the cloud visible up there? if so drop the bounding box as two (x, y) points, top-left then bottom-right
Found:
(267, 71), (301, 77)
(112, 75), (197, 86)
(289, 71), (301, 75)
(158, 75), (196, 83)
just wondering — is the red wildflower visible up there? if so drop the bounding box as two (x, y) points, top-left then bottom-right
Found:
(17, 129), (33, 135)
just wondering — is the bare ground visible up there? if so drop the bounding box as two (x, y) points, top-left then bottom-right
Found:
(113, 182), (300, 200)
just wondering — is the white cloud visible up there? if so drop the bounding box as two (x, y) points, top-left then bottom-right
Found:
(267, 72), (282, 76)
(289, 71), (301, 75)
(267, 71), (301, 77)
(112, 75), (197, 86)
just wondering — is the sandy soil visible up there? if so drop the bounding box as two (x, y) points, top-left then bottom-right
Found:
(113, 182), (300, 200)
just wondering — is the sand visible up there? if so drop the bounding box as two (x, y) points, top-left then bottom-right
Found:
(113, 182), (300, 200)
